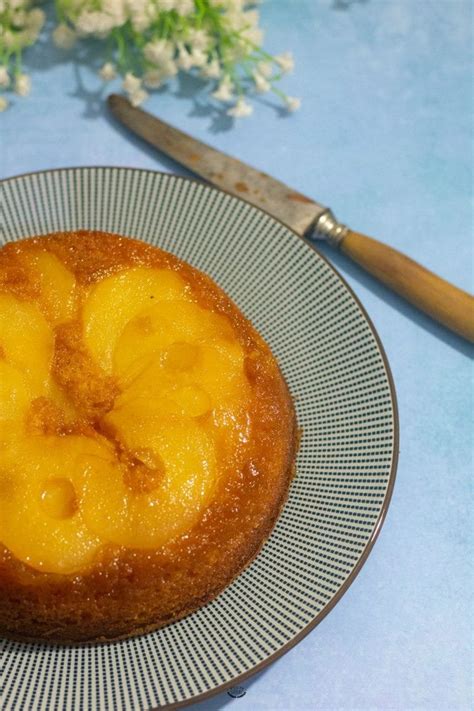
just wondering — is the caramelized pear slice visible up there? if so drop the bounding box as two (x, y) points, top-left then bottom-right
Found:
(0, 293), (53, 394)
(114, 299), (235, 383)
(82, 267), (189, 372)
(83, 419), (216, 548)
(20, 250), (77, 325)
(0, 361), (31, 438)
(0, 435), (113, 574)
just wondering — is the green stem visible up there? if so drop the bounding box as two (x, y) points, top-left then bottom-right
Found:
(15, 49), (22, 76)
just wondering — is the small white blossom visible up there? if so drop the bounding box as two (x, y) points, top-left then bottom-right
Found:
(212, 75), (233, 102)
(26, 8), (45, 31)
(25, 28), (41, 43)
(12, 10), (27, 29)
(174, 0), (194, 14)
(0, 0), (296, 117)
(127, 0), (152, 31)
(177, 44), (194, 70)
(158, 0), (176, 10)
(129, 87), (149, 106)
(123, 72), (142, 94)
(275, 51), (294, 74)
(143, 69), (163, 88)
(0, 66), (10, 89)
(99, 62), (117, 81)
(285, 96), (301, 112)
(2, 31), (15, 49)
(103, 0), (127, 25)
(186, 28), (210, 51)
(76, 11), (117, 36)
(257, 61), (272, 78)
(241, 26), (263, 46)
(144, 39), (174, 66)
(243, 9), (259, 26)
(161, 59), (178, 77)
(131, 13), (150, 32)
(53, 24), (77, 50)
(252, 70), (270, 93)
(15, 73), (31, 97)
(201, 58), (221, 79)
(227, 97), (253, 118)
(0, 96), (8, 112)
(190, 48), (207, 68)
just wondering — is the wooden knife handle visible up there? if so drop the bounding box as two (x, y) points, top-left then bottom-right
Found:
(339, 230), (474, 342)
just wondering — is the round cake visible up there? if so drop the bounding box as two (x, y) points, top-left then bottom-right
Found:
(0, 231), (297, 643)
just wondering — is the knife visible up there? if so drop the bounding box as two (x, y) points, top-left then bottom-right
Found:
(107, 94), (474, 343)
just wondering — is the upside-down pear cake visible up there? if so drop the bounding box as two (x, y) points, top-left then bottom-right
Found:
(0, 231), (296, 642)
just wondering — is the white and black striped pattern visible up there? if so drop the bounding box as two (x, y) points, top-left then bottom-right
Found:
(0, 168), (398, 710)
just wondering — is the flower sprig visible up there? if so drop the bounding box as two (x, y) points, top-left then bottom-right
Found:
(53, 0), (300, 116)
(0, 0), (45, 110)
(0, 0), (299, 115)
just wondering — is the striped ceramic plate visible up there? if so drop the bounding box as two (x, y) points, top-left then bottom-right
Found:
(0, 167), (398, 710)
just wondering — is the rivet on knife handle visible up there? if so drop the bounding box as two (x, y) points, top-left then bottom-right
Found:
(312, 220), (474, 343)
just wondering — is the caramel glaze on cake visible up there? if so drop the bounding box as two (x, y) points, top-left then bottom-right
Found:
(0, 231), (297, 643)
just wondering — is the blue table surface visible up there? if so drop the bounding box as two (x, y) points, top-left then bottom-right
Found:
(1, 1), (472, 709)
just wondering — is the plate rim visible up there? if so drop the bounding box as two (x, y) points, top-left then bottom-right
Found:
(1, 166), (399, 710)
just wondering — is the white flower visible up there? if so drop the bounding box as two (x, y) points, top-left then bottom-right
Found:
(123, 72), (142, 94)
(190, 48), (207, 68)
(161, 59), (178, 77)
(275, 51), (294, 74)
(257, 61), (272, 78)
(252, 70), (270, 93)
(131, 12), (150, 32)
(103, 0), (127, 25)
(127, 0), (152, 31)
(25, 28), (41, 44)
(177, 44), (194, 70)
(2, 31), (15, 50)
(225, 7), (259, 33)
(0, 96), (8, 112)
(143, 69), (164, 88)
(144, 39), (174, 66)
(158, 0), (176, 10)
(53, 24), (77, 50)
(186, 28), (210, 51)
(241, 26), (263, 46)
(201, 58), (221, 79)
(285, 96), (301, 112)
(174, 0), (194, 15)
(99, 62), (117, 81)
(0, 66), (10, 89)
(129, 87), (149, 106)
(26, 8), (45, 32)
(76, 11), (117, 36)
(225, 0), (246, 11)
(243, 9), (259, 26)
(211, 75), (233, 102)
(15, 73), (31, 97)
(227, 97), (253, 118)
(12, 11), (27, 29)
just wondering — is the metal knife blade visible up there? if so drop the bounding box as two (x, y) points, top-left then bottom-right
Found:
(107, 94), (474, 342)
(107, 94), (329, 237)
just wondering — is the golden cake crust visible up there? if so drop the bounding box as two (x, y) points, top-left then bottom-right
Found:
(0, 231), (297, 643)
